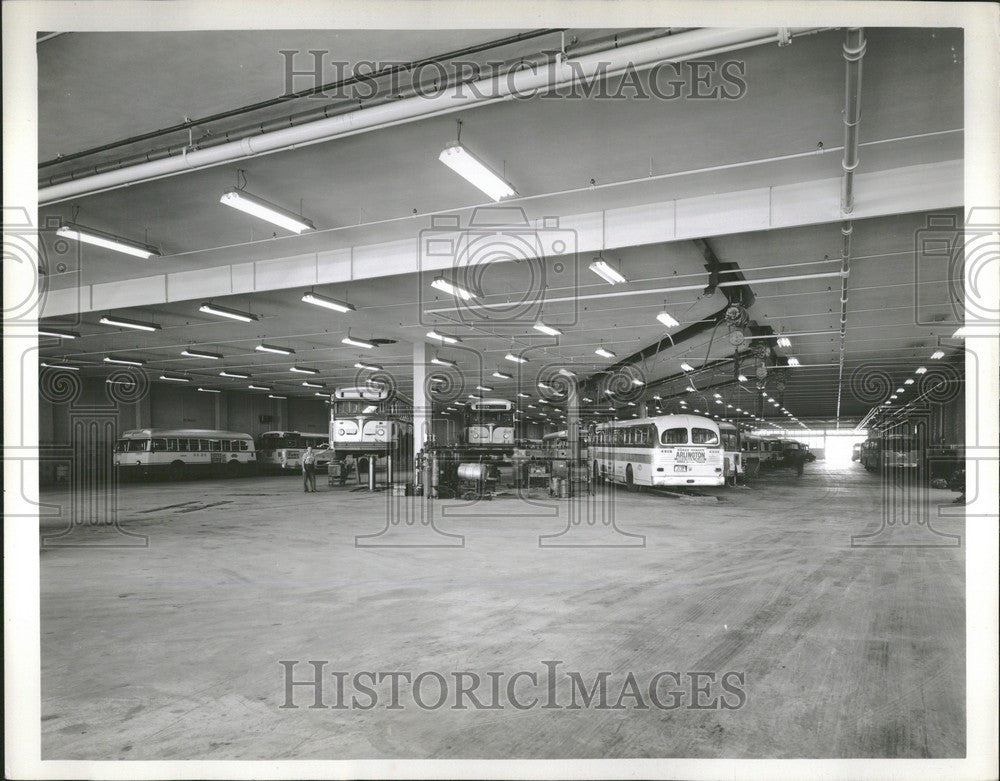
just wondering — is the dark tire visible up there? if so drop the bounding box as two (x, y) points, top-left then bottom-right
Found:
(625, 464), (637, 492)
(167, 461), (186, 481)
(227, 460), (241, 478)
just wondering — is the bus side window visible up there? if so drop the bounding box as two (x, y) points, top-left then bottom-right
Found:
(222, 439), (231, 451)
(151, 438), (167, 452)
(166, 438), (178, 452)
(199, 439), (210, 451)
(239, 440), (248, 451)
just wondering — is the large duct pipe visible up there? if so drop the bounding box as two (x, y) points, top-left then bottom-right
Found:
(40, 27), (825, 205)
(835, 28), (865, 428)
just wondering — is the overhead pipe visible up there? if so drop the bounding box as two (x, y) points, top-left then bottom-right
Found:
(39, 27), (826, 205)
(835, 28), (865, 429)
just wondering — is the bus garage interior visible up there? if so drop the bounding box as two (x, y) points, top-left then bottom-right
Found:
(34, 27), (972, 759)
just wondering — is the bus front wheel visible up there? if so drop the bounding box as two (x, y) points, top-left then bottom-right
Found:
(625, 464), (638, 492)
(167, 461), (186, 481)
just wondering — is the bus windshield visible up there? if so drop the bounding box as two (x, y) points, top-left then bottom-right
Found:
(115, 438), (149, 453)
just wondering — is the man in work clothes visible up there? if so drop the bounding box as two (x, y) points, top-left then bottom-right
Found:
(302, 446), (318, 492)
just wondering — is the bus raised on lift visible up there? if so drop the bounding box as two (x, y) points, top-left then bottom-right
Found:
(591, 413), (725, 488)
(464, 398), (515, 449)
(329, 385), (412, 457)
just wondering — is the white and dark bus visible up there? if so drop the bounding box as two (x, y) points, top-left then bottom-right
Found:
(114, 428), (256, 480)
(330, 385), (412, 456)
(255, 430), (328, 472)
(591, 413), (725, 488)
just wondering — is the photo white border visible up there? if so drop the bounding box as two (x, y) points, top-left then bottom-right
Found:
(4, 1), (998, 779)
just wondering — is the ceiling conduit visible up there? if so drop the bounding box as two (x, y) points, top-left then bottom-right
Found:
(39, 26), (826, 205)
(835, 27), (866, 429)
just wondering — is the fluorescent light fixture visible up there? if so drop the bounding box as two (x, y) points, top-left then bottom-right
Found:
(631, 378), (644, 386)
(301, 292), (355, 313)
(735, 407), (742, 412)
(890, 394), (898, 400)
(904, 378), (915, 385)
(533, 322), (563, 337)
(431, 277), (476, 301)
(952, 326), (969, 338)
(737, 374), (748, 382)
(468, 394), (482, 400)
(527, 404), (537, 409)
(589, 259), (627, 285)
(680, 362), (694, 372)
(316, 392), (333, 399)
(103, 355), (145, 366)
(493, 370), (513, 380)
(915, 366), (928, 374)
(220, 370), (250, 379)
(181, 349), (222, 360)
(289, 366), (319, 374)
(713, 393), (722, 399)
(197, 387), (221, 393)
(517, 392), (531, 399)
(39, 327), (80, 339)
(896, 387), (905, 393)
(40, 361), (80, 371)
(56, 223), (159, 259)
(716, 399), (724, 405)
(220, 189), (314, 234)
(355, 362), (383, 371)
(438, 142), (516, 202)
(505, 352), (527, 364)
(159, 374), (190, 383)
(476, 385), (494, 392)
(537, 381), (553, 391)
(930, 350), (945, 360)
(200, 302), (258, 322)
(431, 356), (457, 367)
(787, 357), (800, 366)
(595, 347), (616, 359)
(256, 343), (295, 355)
(427, 330), (460, 344)
(686, 385), (696, 392)
(776, 337), (792, 348)
(656, 311), (679, 328)
(248, 384), (272, 391)
(99, 315), (160, 332)
(268, 394), (287, 399)
(342, 335), (375, 349)
(302, 380), (324, 388)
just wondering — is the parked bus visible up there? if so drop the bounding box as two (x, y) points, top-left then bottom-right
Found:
(464, 398), (514, 449)
(740, 434), (765, 477)
(718, 421), (743, 482)
(861, 433), (920, 471)
(541, 428), (589, 460)
(114, 428), (255, 480)
(255, 430), (328, 473)
(591, 413), (725, 489)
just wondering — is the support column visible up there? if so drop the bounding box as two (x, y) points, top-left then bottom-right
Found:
(567, 384), (581, 464)
(412, 340), (430, 472)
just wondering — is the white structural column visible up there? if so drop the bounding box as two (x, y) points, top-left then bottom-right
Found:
(567, 384), (581, 464)
(412, 340), (430, 471)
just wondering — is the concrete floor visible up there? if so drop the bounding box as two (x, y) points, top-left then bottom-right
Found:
(39, 462), (965, 759)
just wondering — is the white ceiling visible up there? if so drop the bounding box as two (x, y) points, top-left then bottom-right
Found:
(37, 27), (965, 425)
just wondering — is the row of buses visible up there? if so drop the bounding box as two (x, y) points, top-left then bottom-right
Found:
(114, 384), (806, 488)
(114, 385), (410, 479)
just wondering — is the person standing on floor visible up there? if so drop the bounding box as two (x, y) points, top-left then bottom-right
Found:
(302, 445), (317, 492)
